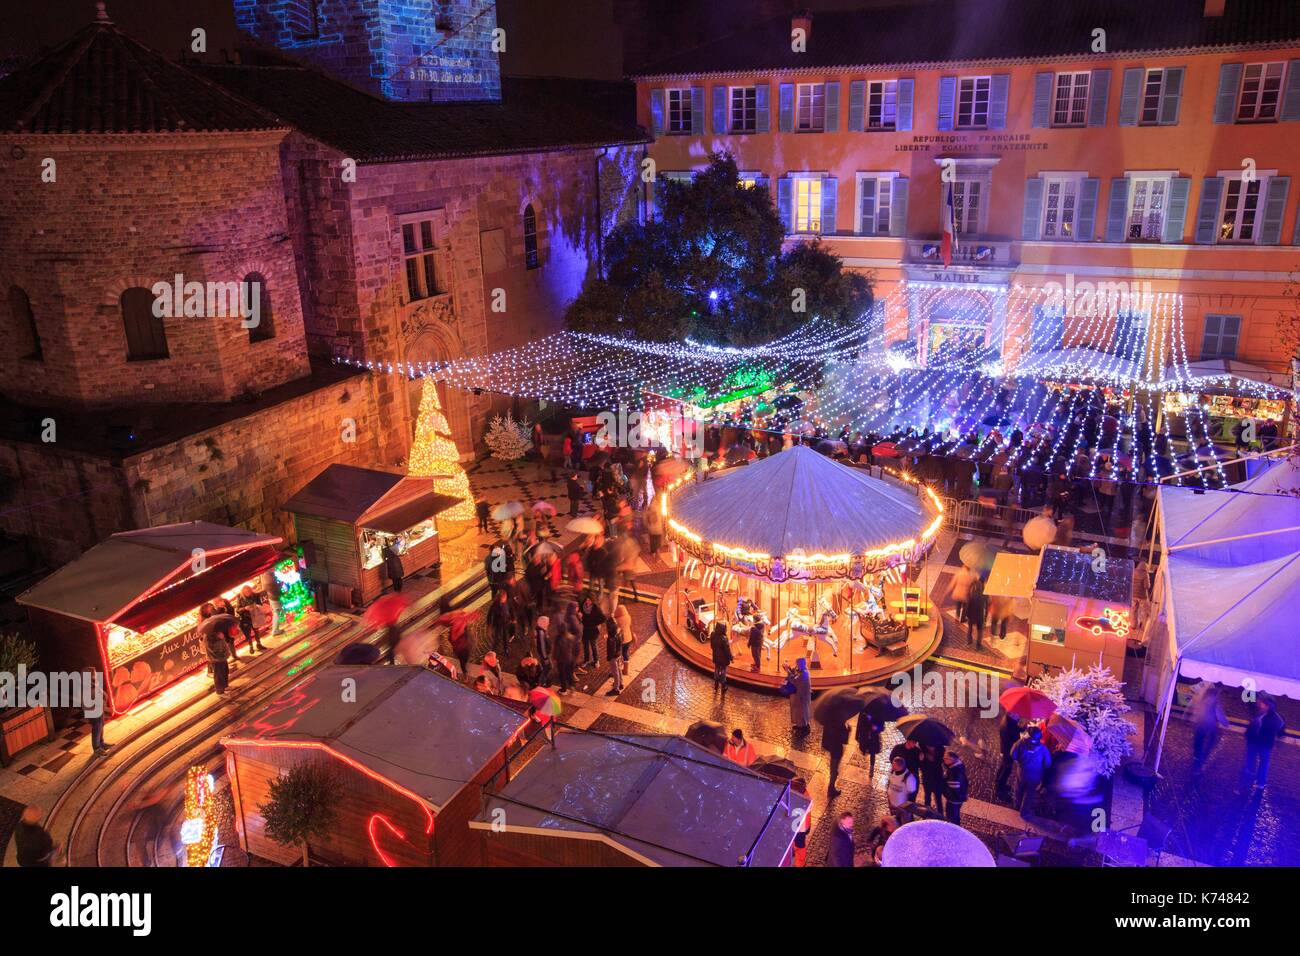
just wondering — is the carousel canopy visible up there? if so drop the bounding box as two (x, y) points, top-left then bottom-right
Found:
(668, 445), (932, 564)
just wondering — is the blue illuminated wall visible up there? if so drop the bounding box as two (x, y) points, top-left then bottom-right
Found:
(233, 0), (502, 103)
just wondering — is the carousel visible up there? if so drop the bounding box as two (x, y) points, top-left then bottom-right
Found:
(657, 445), (946, 689)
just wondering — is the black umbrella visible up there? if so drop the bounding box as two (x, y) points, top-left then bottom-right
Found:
(896, 714), (956, 747)
(860, 688), (908, 723)
(751, 756), (799, 781)
(335, 642), (382, 665)
(814, 688), (868, 726)
(684, 719), (728, 754)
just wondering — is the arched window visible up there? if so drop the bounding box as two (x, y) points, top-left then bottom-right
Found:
(523, 204), (540, 270)
(120, 286), (169, 361)
(9, 286), (42, 361)
(242, 273), (275, 343)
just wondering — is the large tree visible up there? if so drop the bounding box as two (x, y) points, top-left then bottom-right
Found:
(568, 153), (872, 345)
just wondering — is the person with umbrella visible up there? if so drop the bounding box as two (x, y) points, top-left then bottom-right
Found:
(889, 737), (924, 786)
(709, 620), (733, 694)
(815, 690), (860, 798)
(942, 750), (969, 824)
(855, 711), (884, 778)
(1011, 726), (1052, 818)
(788, 657), (812, 733)
(951, 563), (978, 624)
(435, 607), (478, 679)
(996, 713), (1024, 801)
(919, 744), (947, 815)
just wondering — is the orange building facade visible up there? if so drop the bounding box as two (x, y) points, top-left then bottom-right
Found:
(633, 5), (1300, 383)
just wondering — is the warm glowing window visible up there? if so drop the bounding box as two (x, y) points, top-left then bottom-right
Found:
(793, 177), (822, 233)
(1219, 178), (1262, 242)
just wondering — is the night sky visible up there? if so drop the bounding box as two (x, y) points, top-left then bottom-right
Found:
(0, 0), (896, 80)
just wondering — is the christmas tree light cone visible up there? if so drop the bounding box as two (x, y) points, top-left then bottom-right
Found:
(408, 379), (475, 522)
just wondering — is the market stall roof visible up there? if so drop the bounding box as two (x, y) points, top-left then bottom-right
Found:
(1034, 545), (1133, 603)
(223, 665), (527, 811)
(1165, 548), (1300, 699)
(17, 521), (282, 623)
(1014, 346), (1146, 384)
(668, 444), (929, 559)
(470, 731), (809, 867)
(984, 552), (1041, 599)
(283, 463), (457, 528)
(1159, 457), (1300, 564)
(1163, 358), (1292, 390)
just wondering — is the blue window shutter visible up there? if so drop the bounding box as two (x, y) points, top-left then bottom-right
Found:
(897, 78), (915, 131)
(1087, 70), (1110, 126)
(821, 177), (838, 234)
(712, 85), (727, 134)
(1259, 176), (1291, 245)
(1194, 177), (1225, 244)
(1202, 314), (1222, 357)
(1104, 177), (1129, 242)
(824, 82), (840, 132)
(1158, 67), (1184, 125)
(756, 83), (770, 132)
(1118, 68), (1143, 126)
(690, 87), (704, 134)
(1076, 177), (1100, 241)
(889, 177), (909, 237)
(848, 80), (865, 132)
(1031, 72), (1053, 128)
(988, 74), (1010, 129)
(1021, 178), (1045, 240)
(755, 174), (769, 193)
(650, 88), (665, 136)
(777, 177), (793, 233)
(1162, 176), (1191, 243)
(1281, 60), (1300, 121)
(1213, 63), (1244, 124)
(937, 76), (956, 130)
(859, 178), (877, 233)
(778, 83), (794, 132)
(1219, 316), (1240, 358)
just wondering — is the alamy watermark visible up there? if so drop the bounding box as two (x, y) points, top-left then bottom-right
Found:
(594, 405), (704, 458)
(151, 273), (261, 329)
(889, 664), (1000, 718)
(1041, 274), (1155, 319)
(0, 667), (103, 717)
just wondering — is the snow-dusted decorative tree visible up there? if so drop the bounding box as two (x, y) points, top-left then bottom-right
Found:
(1031, 664), (1135, 777)
(484, 414), (533, 462)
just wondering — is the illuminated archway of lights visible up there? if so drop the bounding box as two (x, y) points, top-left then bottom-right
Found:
(336, 283), (1288, 488)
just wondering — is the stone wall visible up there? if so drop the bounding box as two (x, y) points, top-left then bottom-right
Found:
(0, 373), (393, 565)
(0, 131), (311, 409)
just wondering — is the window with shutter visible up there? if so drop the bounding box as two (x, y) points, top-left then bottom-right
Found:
(867, 80), (898, 130)
(1201, 314), (1240, 359)
(730, 87), (758, 133)
(1139, 69), (1165, 124)
(956, 76), (991, 129)
(796, 83), (826, 131)
(666, 88), (694, 134)
(1040, 175), (1085, 239)
(1237, 62), (1286, 122)
(1125, 176), (1171, 241)
(1219, 178), (1263, 242)
(1052, 72), (1090, 127)
(121, 287), (169, 361)
(855, 174), (894, 235)
(792, 176), (823, 233)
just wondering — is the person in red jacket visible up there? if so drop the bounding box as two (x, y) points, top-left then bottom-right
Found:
(724, 728), (757, 766)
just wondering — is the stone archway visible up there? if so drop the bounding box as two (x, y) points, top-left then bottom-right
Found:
(402, 299), (475, 459)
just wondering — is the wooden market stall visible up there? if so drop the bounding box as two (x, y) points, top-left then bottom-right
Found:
(1024, 545), (1133, 681)
(222, 665), (527, 867)
(284, 463), (460, 607)
(16, 522), (285, 717)
(470, 730), (809, 867)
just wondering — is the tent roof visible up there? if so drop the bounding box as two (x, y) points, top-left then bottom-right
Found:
(223, 666), (527, 812)
(471, 731), (808, 867)
(1159, 457), (1300, 564)
(1163, 358), (1292, 390)
(1167, 549), (1300, 699)
(17, 521), (281, 622)
(1015, 346), (1145, 384)
(668, 445), (927, 558)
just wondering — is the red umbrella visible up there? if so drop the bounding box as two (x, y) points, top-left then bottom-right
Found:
(363, 592), (410, 628)
(435, 609), (479, 648)
(1044, 712), (1092, 754)
(872, 442), (900, 459)
(999, 686), (1056, 720)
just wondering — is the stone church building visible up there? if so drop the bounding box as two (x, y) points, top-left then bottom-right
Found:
(0, 0), (645, 563)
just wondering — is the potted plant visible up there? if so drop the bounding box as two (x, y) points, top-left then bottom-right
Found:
(258, 761), (339, 867)
(0, 630), (54, 766)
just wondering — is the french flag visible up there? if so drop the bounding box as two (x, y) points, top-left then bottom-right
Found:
(941, 182), (959, 267)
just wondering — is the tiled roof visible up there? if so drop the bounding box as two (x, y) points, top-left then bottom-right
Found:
(193, 62), (649, 162)
(633, 0), (1300, 78)
(0, 10), (282, 134)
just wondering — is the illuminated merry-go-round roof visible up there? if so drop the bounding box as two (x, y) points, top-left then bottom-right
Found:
(664, 445), (943, 582)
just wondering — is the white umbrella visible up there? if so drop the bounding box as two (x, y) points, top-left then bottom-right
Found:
(492, 501), (525, 520)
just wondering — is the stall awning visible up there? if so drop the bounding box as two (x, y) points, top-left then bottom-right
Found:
(361, 491), (463, 535)
(113, 544), (282, 634)
(984, 552), (1040, 599)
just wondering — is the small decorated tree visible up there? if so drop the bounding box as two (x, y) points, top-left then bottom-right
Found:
(484, 413), (533, 462)
(408, 379), (475, 522)
(1032, 664), (1135, 777)
(258, 761), (338, 867)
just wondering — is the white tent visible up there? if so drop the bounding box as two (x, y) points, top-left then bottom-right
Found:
(1149, 456), (1300, 768)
